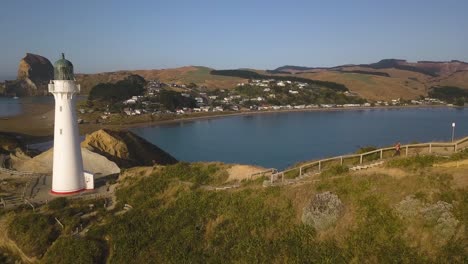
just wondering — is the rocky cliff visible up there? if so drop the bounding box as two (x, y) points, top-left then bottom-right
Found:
(81, 129), (178, 168)
(5, 53), (53, 96)
(17, 53), (53, 82)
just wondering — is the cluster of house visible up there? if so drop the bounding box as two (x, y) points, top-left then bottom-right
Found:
(375, 98), (447, 106)
(107, 79), (452, 117)
(410, 98), (447, 105)
(238, 79), (309, 88)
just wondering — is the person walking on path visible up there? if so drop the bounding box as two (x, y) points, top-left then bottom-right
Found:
(394, 142), (401, 156)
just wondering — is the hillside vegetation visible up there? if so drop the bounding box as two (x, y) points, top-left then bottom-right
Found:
(211, 69), (349, 92)
(88, 74), (146, 102)
(77, 66), (246, 94)
(1, 150), (467, 263)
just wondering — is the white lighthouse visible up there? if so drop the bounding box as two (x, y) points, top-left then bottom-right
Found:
(48, 53), (91, 194)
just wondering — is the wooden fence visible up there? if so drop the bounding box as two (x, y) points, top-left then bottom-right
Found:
(0, 167), (35, 176)
(269, 136), (468, 182)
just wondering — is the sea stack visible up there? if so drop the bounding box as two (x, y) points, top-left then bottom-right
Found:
(48, 53), (93, 194)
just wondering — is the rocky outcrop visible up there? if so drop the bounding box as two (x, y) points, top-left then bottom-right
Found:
(17, 53), (53, 82)
(5, 53), (53, 96)
(11, 147), (120, 176)
(81, 129), (177, 168)
(302, 192), (344, 231)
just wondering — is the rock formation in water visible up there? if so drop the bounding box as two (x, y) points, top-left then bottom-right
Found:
(5, 53), (53, 96)
(17, 53), (54, 82)
(81, 129), (178, 168)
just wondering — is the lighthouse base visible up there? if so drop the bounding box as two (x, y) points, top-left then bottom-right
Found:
(50, 188), (86, 196)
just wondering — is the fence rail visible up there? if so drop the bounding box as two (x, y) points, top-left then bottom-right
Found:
(268, 136), (468, 183)
(0, 167), (35, 176)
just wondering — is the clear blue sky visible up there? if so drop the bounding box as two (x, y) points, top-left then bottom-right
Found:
(1, 0), (467, 80)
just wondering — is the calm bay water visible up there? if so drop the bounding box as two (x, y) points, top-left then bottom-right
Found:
(0, 97), (22, 117)
(0, 96), (86, 118)
(132, 108), (468, 170)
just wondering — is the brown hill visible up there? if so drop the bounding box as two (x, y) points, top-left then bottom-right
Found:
(272, 60), (468, 100)
(76, 66), (246, 94)
(81, 129), (177, 168)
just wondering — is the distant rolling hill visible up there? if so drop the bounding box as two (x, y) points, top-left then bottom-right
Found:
(75, 59), (468, 101)
(273, 59), (468, 100)
(76, 66), (246, 94)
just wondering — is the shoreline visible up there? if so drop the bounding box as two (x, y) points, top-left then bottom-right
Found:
(0, 103), (464, 144)
(94, 104), (460, 130)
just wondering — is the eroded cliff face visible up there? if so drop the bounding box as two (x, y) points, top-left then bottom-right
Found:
(5, 53), (53, 96)
(81, 129), (178, 168)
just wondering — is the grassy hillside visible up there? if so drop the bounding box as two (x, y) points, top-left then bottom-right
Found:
(77, 66), (246, 94)
(211, 69), (349, 92)
(296, 71), (426, 100)
(2, 151), (467, 263)
(73, 59), (468, 101)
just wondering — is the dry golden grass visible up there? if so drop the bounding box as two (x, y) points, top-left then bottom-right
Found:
(76, 66), (246, 93)
(297, 71), (426, 100)
(430, 70), (468, 89)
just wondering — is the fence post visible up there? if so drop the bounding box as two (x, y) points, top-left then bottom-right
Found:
(429, 143), (432, 153)
(380, 149), (383, 159)
(299, 166), (302, 176)
(405, 146), (409, 156)
(318, 161), (321, 172)
(360, 154), (363, 164)
(282, 172), (284, 182)
(24, 199), (35, 211)
(55, 217), (64, 229)
(455, 142), (457, 152)
(340, 156), (343, 165)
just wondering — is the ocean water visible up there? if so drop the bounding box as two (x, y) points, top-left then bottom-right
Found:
(131, 107), (468, 169)
(0, 97), (22, 117)
(0, 95), (91, 118)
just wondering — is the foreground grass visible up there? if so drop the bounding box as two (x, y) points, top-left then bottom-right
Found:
(2, 157), (467, 263)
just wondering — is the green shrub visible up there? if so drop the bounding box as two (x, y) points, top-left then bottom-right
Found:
(386, 155), (440, 170)
(41, 237), (105, 264)
(8, 212), (59, 257)
(346, 195), (426, 263)
(47, 197), (69, 211)
(450, 149), (468, 161)
(0, 248), (19, 264)
(321, 165), (349, 178)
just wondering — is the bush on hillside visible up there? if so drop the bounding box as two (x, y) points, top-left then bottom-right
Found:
(88, 74), (146, 102)
(321, 165), (349, 177)
(47, 197), (68, 211)
(159, 90), (196, 111)
(8, 212), (59, 257)
(41, 237), (105, 264)
(386, 155), (441, 170)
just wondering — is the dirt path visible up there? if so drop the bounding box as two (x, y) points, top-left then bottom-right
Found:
(226, 165), (266, 182)
(0, 216), (36, 263)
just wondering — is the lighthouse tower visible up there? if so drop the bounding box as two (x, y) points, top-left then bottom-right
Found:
(48, 53), (86, 194)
